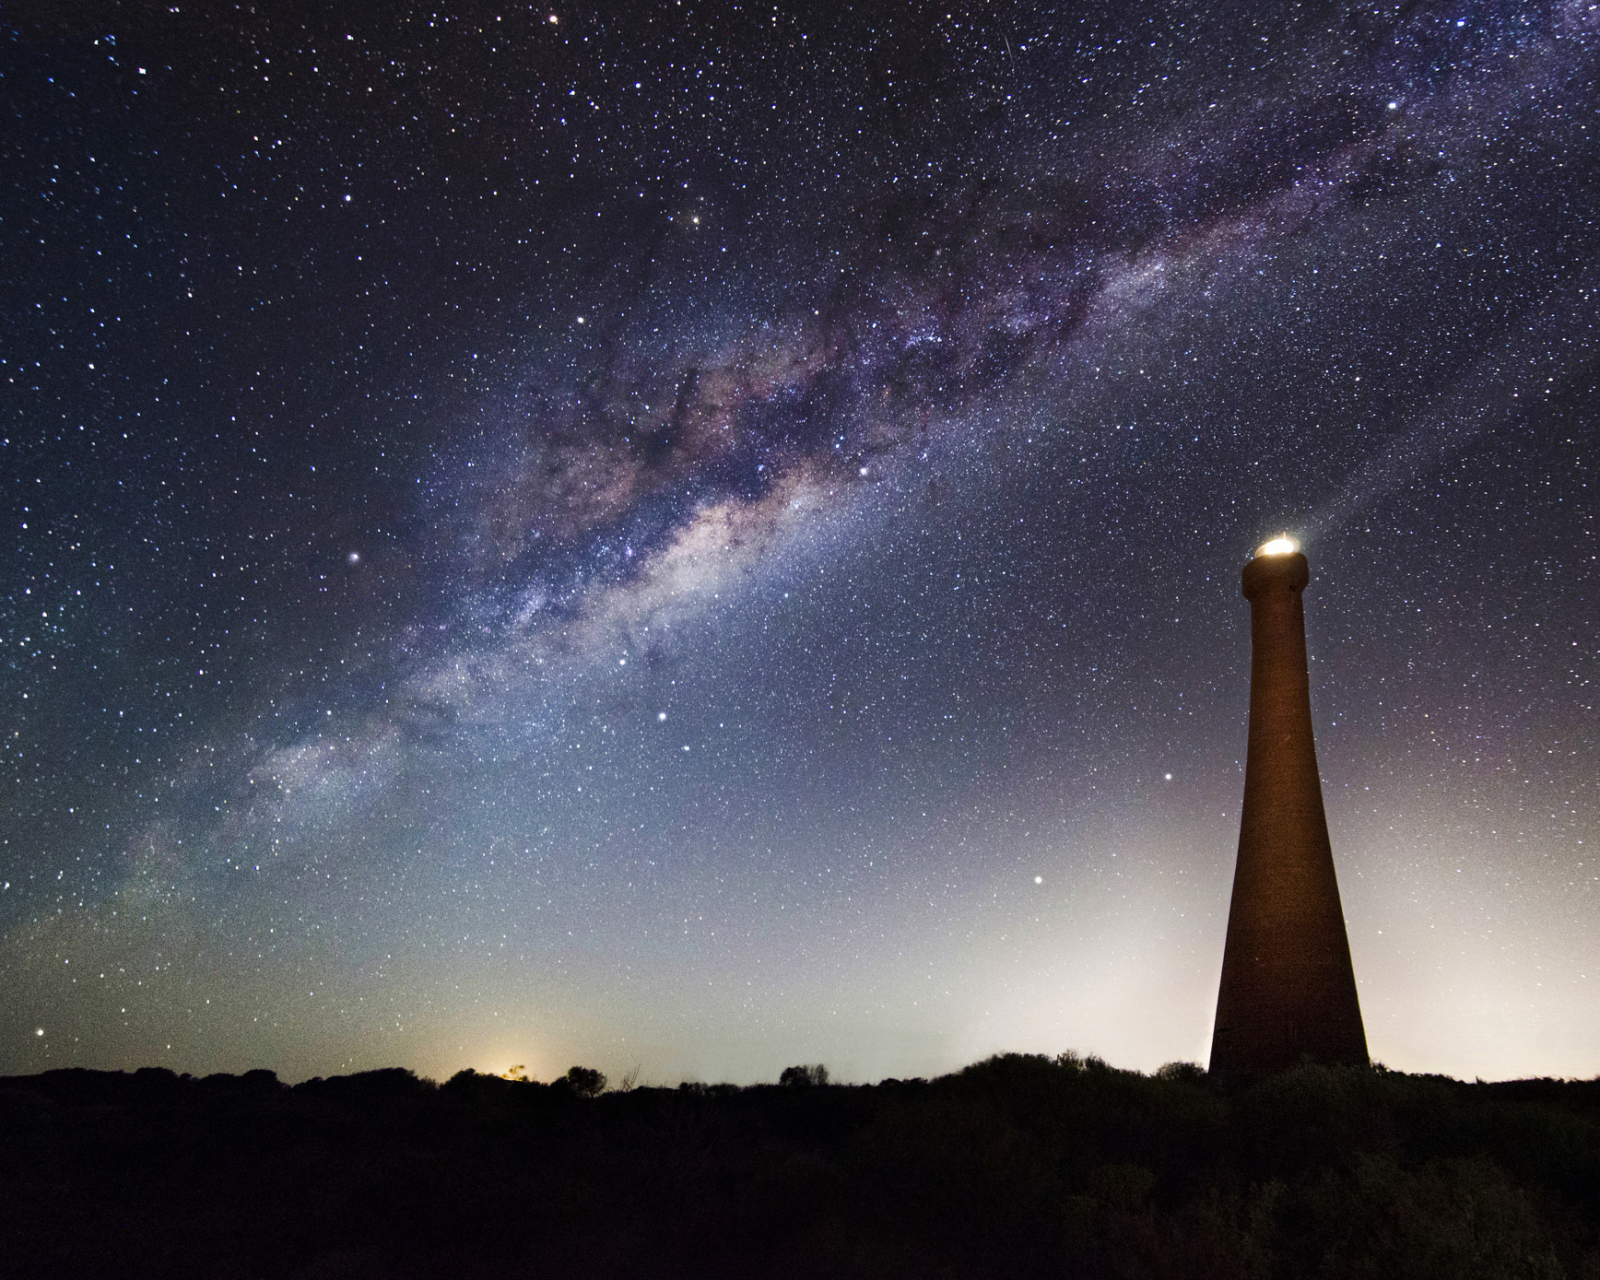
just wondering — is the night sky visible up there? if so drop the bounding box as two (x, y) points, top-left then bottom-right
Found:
(2, 0), (1595, 1086)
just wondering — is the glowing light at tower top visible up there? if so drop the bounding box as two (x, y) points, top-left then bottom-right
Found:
(1256, 535), (1299, 557)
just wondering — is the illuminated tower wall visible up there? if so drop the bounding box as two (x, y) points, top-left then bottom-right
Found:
(1209, 545), (1369, 1084)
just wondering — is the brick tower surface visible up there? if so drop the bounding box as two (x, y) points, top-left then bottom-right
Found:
(1209, 545), (1368, 1084)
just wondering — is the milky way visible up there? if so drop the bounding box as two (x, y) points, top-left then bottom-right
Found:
(2, 1), (1596, 1084)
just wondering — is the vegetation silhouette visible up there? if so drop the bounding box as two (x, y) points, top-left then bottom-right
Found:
(780, 1063), (831, 1087)
(2, 1054), (1596, 1278)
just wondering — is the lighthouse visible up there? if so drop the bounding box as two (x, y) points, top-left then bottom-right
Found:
(1209, 537), (1369, 1084)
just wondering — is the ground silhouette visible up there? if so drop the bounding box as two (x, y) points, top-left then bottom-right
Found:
(2, 1053), (1596, 1278)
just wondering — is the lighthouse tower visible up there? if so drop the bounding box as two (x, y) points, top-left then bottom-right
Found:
(1209, 538), (1368, 1084)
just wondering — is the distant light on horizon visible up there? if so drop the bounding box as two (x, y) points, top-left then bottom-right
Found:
(1256, 536), (1298, 557)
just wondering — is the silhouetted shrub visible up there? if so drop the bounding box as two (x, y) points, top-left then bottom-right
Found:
(1301, 1152), (1567, 1279)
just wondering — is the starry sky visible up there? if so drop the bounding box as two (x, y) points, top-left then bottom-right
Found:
(2, 0), (1595, 1086)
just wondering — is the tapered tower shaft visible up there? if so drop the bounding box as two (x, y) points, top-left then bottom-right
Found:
(1209, 547), (1367, 1084)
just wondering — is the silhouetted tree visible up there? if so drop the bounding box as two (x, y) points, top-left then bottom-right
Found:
(780, 1063), (829, 1087)
(562, 1065), (606, 1097)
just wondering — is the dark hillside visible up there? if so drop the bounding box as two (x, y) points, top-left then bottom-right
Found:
(3, 1056), (1597, 1279)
